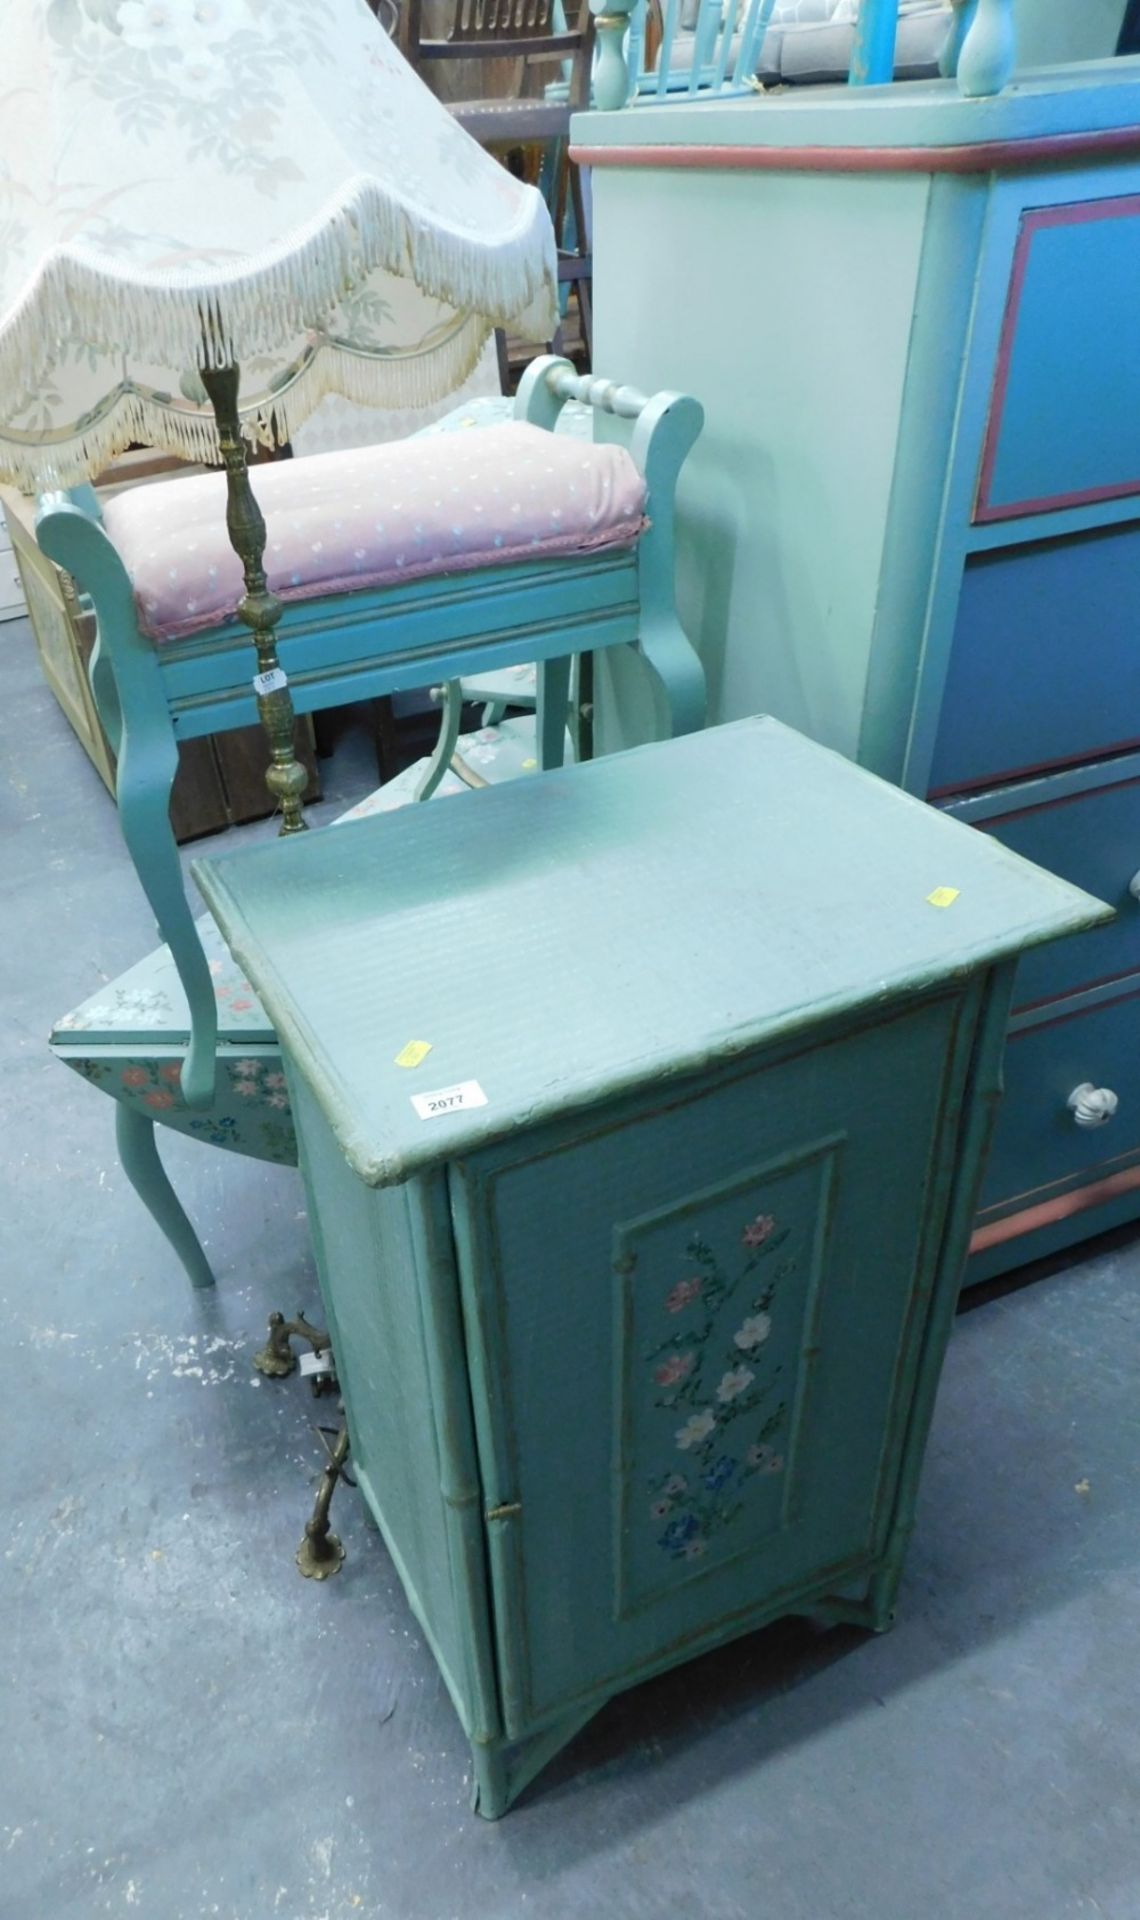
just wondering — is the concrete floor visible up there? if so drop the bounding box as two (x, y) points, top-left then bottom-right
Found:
(4, 609), (1140, 1920)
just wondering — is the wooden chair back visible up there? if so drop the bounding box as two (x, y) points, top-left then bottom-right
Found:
(406, 0), (593, 109)
(628, 0), (775, 101)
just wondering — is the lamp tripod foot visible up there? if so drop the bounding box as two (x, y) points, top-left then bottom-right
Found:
(296, 1423), (351, 1580)
(296, 1523), (345, 1580)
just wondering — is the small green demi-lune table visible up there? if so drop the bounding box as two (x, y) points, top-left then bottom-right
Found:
(194, 717), (1106, 1817)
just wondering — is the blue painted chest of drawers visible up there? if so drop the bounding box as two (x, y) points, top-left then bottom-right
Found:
(195, 718), (1103, 1813)
(578, 61), (1140, 1281)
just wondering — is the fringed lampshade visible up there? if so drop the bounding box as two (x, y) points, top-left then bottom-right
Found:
(0, 0), (557, 485)
(0, 0), (558, 828)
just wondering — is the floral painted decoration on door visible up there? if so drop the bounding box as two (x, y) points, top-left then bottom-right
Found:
(645, 1212), (791, 1561)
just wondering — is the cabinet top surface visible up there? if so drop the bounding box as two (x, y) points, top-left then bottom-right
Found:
(194, 719), (1107, 1187)
(573, 60), (1140, 158)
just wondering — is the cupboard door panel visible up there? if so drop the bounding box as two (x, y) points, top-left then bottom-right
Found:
(451, 998), (970, 1738)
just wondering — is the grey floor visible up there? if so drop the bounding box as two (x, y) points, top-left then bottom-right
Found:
(4, 609), (1140, 1920)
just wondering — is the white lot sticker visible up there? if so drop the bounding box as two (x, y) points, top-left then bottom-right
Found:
(254, 667), (288, 697)
(411, 1080), (488, 1120)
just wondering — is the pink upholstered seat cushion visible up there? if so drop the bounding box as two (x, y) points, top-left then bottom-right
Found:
(101, 423), (649, 645)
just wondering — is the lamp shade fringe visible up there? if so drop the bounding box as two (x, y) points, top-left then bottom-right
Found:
(0, 175), (555, 489)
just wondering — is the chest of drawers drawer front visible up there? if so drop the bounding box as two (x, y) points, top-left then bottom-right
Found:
(928, 522), (1140, 796)
(450, 995), (973, 1739)
(976, 197), (1140, 526)
(972, 776), (1137, 1011)
(979, 986), (1140, 1216)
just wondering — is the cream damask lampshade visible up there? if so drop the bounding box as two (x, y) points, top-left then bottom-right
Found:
(0, 0), (558, 832)
(0, 0), (557, 488)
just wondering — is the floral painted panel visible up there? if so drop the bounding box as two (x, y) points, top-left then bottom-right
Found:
(51, 910), (273, 1041)
(615, 1143), (840, 1613)
(62, 1050), (298, 1166)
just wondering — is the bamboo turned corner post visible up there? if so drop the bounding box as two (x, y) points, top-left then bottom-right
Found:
(198, 360), (309, 836)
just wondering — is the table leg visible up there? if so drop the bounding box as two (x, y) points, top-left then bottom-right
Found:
(115, 1101), (216, 1290)
(469, 1740), (511, 1820)
(537, 656), (573, 770)
(469, 1700), (606, 1818)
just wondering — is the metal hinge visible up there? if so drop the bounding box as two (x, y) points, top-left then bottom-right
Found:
(484, 1501), (522, 1522)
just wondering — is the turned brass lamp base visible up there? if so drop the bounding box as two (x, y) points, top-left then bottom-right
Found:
(199, 357), (309, 838)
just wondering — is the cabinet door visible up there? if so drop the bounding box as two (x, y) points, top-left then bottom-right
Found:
(450, 994), (975, 1740)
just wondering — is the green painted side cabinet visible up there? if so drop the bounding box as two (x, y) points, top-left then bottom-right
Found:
(195, 719), (1105, 1816)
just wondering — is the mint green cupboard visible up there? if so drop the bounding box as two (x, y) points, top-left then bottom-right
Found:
(195, 719), (1103, 1814)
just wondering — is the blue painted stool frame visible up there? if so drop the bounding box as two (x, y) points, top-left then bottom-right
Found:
(38, 356), (705, 1109)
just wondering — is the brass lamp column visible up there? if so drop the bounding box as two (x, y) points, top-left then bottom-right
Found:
(199, 360), (309, 836)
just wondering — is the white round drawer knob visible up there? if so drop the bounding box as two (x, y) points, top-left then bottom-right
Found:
(1068, 1083), (1119, 1129)
(1129, 870), (1140, 903)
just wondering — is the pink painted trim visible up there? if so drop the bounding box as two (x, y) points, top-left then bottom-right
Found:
(927, 735), (1140, 803)
(975, 476), (1140, 525)
(974, 209), (1047, 522)
(976, 196), (1140, 523)
(1012, 966), (1140, 1021)
(1003, 983), (1140, 1041)
(970, 1160), (1140, 1254)
(572, 125), (1140, 178)
(973, 773), (1140, 831)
